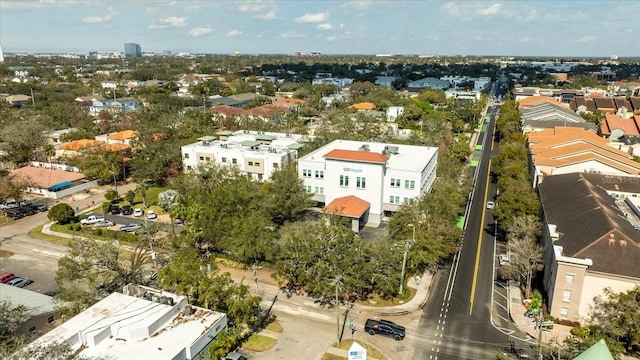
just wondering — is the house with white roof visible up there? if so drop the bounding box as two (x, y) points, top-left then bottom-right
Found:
(25, 284), (227, 360)
(298, 140), (438, 229)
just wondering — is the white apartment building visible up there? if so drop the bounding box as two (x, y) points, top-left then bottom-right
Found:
(298, 140), (438, 228)
(26, 284), (227, 360)
(181, 130), (310, 181)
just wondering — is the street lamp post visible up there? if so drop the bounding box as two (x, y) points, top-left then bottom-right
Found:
(399, 224), (416, 295)
(330, 275), (343, 346)
(111, 163), (118, 195)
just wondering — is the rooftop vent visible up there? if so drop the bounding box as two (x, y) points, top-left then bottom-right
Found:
(384, 145), (399, 155)
(359, 144), (370, 152)
(183, 305), (194, 315)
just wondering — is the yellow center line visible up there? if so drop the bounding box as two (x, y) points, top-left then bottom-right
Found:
(469, 158), (492, 315)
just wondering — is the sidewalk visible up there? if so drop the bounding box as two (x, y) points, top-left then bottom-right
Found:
(508, 284), (573, 344)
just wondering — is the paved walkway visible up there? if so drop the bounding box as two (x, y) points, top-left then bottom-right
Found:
(508, 284), (573, 344)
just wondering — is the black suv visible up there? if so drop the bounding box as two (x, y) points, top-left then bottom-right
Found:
(110, 205), (121, 215)
(364, 319), (406, 340)
(121, 205), (132, 215)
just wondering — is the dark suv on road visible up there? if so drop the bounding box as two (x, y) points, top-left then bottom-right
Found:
(121, 205), (132, 215)
(110, 205), (121, 215)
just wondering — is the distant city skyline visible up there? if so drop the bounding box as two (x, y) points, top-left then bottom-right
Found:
(0, 0), (638, 57)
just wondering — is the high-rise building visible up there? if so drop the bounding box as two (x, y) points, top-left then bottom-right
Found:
(124, 43), (142, 58)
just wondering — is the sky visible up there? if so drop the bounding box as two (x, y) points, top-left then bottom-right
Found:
(1, 0), (638, 57)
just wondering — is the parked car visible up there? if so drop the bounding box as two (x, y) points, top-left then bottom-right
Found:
(224, 352), (248, 360)
(4, 199), (19, 209)
(133, 208), (144, 217)
(35, 203), (48, 212)
(93, 220), (115, 228)
(7, 277), (33, 288)
(81, 215), (106, 225)
(121, 205), (132, 215)
(146, 210), (157, 219)
(120, 223), (141, 232)
(364, 319), (406, 341)
(109, 205), (121, 215)
(19, 205), (37, 216)
(0, 272), (16, 284)
(498, 254), (509, 266)
(5, 210), (25, 220)
(486, 201), (495, 209)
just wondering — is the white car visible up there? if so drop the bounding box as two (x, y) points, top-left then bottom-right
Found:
(486, 201), (495, 209)
(146, 210), (157, 219)
(133, 208), (144, 217)
(93, 220), (115, 228)
(498, 254), (509, 266)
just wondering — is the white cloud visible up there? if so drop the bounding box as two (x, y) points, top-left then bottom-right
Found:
(317, 23), (333, 30)
(1, 0), (79, 10)
(476, 3), (502, 16)
(226, 30), (242, 37)
(256, 10), (277, 20)
(238, 0), (271, 13)
(279, 32), (306, 38)
(82, 15), (111, 23)
(440, 2), (460, 18)
(294, 12), (329, 24)
(149, 16), (188, 29)
(577, 36), (595, 43)
(189, 26), (213, 37)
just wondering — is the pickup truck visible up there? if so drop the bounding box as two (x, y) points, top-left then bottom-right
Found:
(364, 319), (406, 341)
(80, 215), (106, 226)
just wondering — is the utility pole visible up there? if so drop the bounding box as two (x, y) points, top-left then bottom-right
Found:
(111, 163), (118, 195)
(399, 223), (416, 295)
(253, 261), (259, 295)
(330, 275), (343, 346)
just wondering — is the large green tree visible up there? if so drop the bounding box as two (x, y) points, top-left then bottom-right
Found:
(262, 163), (314, 224)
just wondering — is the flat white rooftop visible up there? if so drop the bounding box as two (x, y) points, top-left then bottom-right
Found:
(28, 285), (226, 360)
(300, 139), (438, 172)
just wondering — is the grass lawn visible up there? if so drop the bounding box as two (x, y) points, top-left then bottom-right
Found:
(49, 223), (138, 247)
(29, 225), (72, 246)
(0, 216), (13, 227)
(265, 321), (283, 333)
(357, 287), (416, 307)
(0, 249), (13, 258)
(242, 334), (276, 352)
(330, 339), (388, 360)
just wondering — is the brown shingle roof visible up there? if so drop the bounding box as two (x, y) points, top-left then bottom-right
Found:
(209, 104), (245, 117)
(107, 130), (138, 141)
(59, 139), (104, 151)
(538, 173), (640, 278)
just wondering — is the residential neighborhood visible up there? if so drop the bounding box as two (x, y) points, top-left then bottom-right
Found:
(1, 42), (640, 360)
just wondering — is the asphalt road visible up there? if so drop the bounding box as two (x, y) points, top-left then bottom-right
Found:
(409, 105), (535, 359)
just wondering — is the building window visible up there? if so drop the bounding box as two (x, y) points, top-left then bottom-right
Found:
(356, 177), (366, 189)
(257, 174), (263, 180)
(222, 157), (227, 163)
(340, 175), (349, 187)
(205, 157), (210, 162)
(403, 197), (409, 204)
(305, 185), (313, 193)
(199, 156), (204, 161)
(255, 162), (260, 166)
(48, 316), (55, 324)
(318, 187), (324, 195)
(248, 161), (254, 166)
(563, 290), (572, 302)
(29, 326), (36, 335)
(559, 308), (569, 319)
(232, 158), (237, 164)
(389, 196), (400, 204)
(184, 153), (189, 159)
(315, 170), (324, 179)
(405, 180), (415, 189)
(303, 169), (312, 178)
(273, 163), (279, 168)
(565, 274), (574, 283)
(390, 178), (400, 187)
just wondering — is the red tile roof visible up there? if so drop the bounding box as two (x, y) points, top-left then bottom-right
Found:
(600, 114), (640, 136)
(323, 149), (389, 164)
(209, 105), (244, 117)
(107, 130), (138, 140)
(325, 195), (370, 218)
